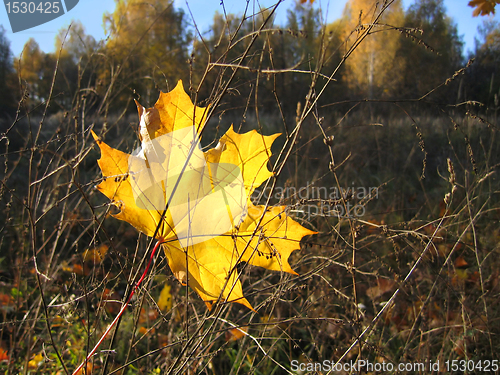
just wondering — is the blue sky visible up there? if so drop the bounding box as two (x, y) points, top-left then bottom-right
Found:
(0, 0), (497, 57)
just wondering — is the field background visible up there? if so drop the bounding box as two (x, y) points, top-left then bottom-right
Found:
(0, 0), (499, 374)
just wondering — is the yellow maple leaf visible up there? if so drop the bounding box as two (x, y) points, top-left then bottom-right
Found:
(468, 0), (500, 16)
(92, 80), (315, 309)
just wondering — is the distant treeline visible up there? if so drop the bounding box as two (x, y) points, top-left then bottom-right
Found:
(0, 0), (498, 119)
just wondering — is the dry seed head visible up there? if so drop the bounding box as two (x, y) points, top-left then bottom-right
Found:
(444, 192), (451, 205)
(295, 102), (302, 125)
(447, 158), (456, 186)
(324, 135), (334, 146)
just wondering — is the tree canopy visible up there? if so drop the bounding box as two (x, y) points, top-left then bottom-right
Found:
(0, 26), (16, 116)
(340, 0), (405, 99)
(8, 0), (500, 117)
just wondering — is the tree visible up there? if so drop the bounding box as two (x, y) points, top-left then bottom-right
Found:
(0, 26), (16, 116)
(285, 0), (322, 66)
(53, 21), (99, 109)
(190, 11), (246, 106)
(17, 38), (45, 104)
(340, 0), (405, 100)
(277, 0), (325, 110)
(399, 0), (463, 102)
(191, 8), (289, 115)
(191, 1), (341, 116)
(17, 38), (72, 112)
(102, 0), (192, 107)
(464, 20), (500, 110)
(55, 21), (97, 64)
